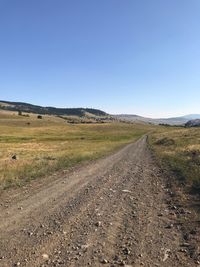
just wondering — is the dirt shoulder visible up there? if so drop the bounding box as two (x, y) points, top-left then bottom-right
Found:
(0, 136), (197, 266)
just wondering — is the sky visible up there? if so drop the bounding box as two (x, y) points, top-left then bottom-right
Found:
(0, 0), (200, 118)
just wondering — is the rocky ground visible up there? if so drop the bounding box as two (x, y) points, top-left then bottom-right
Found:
(0, 136), (199, 267)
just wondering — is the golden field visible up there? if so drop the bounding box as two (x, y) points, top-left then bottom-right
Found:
(1, 109), (200, 196)
(150, 126), (200, 194)
(0, 110), (152, 189)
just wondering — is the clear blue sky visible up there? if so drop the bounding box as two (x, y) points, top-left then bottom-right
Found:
(0, 0), (200, 118)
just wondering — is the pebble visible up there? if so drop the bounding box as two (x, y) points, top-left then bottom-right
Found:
(180, 243), (190, 247)
(95, 221), (102, 227)
(165, 224), (173, 229)
(123, 247), (131, 255)
(122, 190), (132, 193)
(28, 231), (33, 236)
(179, 248), (187, 253)
(101, 258), (108, 264)
(42, 254), (49, 260)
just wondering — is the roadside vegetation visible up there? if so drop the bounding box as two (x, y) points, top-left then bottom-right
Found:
(149, 126), (200, 196)
(0, 110), (153, 189)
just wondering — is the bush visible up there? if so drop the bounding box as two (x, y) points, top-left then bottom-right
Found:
(155, 137), (175, 146)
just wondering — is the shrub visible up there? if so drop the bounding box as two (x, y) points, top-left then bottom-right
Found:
(155, 137), (175, 146)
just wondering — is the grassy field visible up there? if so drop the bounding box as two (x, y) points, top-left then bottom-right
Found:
(149, 126), (200, 195)
(3, 109), (200, 197)
(0, 110), (153, 189)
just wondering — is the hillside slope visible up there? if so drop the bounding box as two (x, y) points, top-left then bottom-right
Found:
(0, 100), (107, 117)
(114, 114), (200, 125)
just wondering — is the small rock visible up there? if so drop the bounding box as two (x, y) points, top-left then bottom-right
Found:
(95, 221), (102, 227)
(122, 190), (132, 193)
(28, 231), (33, 236)
(42, 254), (49, 260)
(47, 231), (53, 235)
(165, 224), (173, 229)
(12, 155), (17, 160)
(100, 258), (108, 264)
(122, 247), (131, 255)
(180, 243), (190, 247)
(163, 249), (170, 262)
(179, 248), (187, 253)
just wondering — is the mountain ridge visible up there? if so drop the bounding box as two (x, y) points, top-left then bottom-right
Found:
(0, 100), (107, 117)
(113, 114), (200, 125)
(1, 100), (199, 125)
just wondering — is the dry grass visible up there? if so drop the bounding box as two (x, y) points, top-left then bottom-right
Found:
(0, 110), (153, 189)
(149, 126), (200, 195)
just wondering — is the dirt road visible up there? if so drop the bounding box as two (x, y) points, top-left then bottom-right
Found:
(0, 136), (196, 266)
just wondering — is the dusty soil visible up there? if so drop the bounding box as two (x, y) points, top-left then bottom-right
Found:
(0, 136), (198, 267)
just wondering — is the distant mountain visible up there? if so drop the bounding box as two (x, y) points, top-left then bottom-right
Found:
(0, 100), (107, 117)
(1, 100), (199, 125)
(114, 114), (156, 124)
(182, 114), (200, 120)
(114, 114), (200, 125)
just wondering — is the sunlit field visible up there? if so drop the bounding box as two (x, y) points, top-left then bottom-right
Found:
(0, 111), (153, 189)
(150, 126), (200, 195)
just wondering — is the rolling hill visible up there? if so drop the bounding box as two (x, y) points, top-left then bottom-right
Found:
(114, 114), (200, 125)
(0, 100), (107, 117)
(1, 100), (199, 125)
